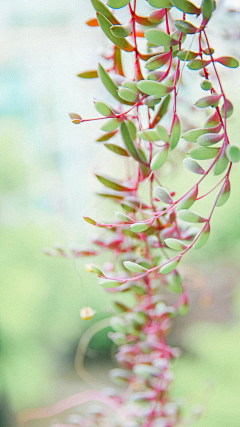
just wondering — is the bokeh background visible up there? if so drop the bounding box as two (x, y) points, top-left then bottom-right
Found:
(0, 0), (240, 426)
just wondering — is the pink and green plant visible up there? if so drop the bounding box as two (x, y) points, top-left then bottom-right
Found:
(18, 0), (240, 426)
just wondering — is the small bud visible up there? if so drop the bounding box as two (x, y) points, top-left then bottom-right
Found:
(69, 112), (82, 124)
(79, 306), (96, 320)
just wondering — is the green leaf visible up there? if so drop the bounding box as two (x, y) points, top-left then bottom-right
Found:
(170, 114), (181, 150)
(78, 70), (98, 78)
(187, 59), (211, 70)
(167, 271), (183, 293)
(226, 145), (240, 163)
(157, 125), (169, 142)
(150, 144), (169, 170)
(101, 118), (121, 132)
(110, 24), (132, 38)
(137, 129), (160, 142)
(216, 56), (239, 68)
(133, 364), (160, 379)
(95, 101), (113, 116)
(155, 186), (174, 204)
(128, 120), (137, 139)
(109, 369), (131, 385)
(159, 257), (181, 274)
(177, 186), (198, 210)
(96, 13), (134, 52)
(182, 127), (220, 143)
(115, 211), (133, 222)
(69, 112), (82, 124)
(213, 152), (229, 176)
(201, 79), (212, 90)
(152, 94), (171, 127)
(220, 99), (234, 119)
(183, 158), (205, 174)
(171, 0), (200, 15)
(121, 80), (138, 93)
(118, 87), (138, 102)
(174, 19), (198, 34)
(96, 174), (134, 191)
(193, 223), (210, 249)
(130, 223), (151, 232)
(197, 133), (224, 146)
(145, 51), (172, 71)
(165, 238), (188, 251)
(98, 279), (123, 288)
(123, 261), (148, 273)
(107, 0), (130, 9)
(149, 0), (172, 7)
(188, 147), (220, 160)
(91, 265), (104, 276)
(204, 110), (220, 127)
(98, 63), (128, 104)
(177, 50), (199, 61)
(145, 29), (178, 47)
(121, 122), (147, 165)
(97, 130), (118, 142)
(104, 143), (129, 156)
(90, 0), (120, 25)
(195, 94), (222, 108)
(216, 178), (230, 207)
(137, 80), (173, 98)
(201, 0), (215, 22)
(83, 216), (97, 225)
(148, 9), (166, 23)
(177, 209), (207, 223)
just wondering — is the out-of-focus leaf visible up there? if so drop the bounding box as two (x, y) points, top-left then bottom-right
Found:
(150, 144), (169, 170)
(101, 118), (121, 132)
(188, 147), (220, 160)
(226, 145), (240, 163)
(149, 9), (166, 23)
(78, 70), (98, 78)
(83, 217), (97, 225)
(195, 94), (222, 108)
(96, 174), (134, 191)
(171, 0), (200, 15)
(177, 209), (207, 223)
(91, 265), (104, 276)
(98, 63), (129, 104)
(145, 29), (178, 47)
(96, 12), (134, 52)
(201, 0), (215, 22)
(137, 129), (160, 142)
(155, 186), (174, 204)
(183, 158), (205, 174)
(204, 110), (220, 127)
(115, 211), (133, 222)
(152, 94), (171, 127)
(197, 133), (224, 146)
(104, 143), (129, 156)
(175, 20), (198, 34)
(216, 178), (230, 207)
(145, 51), (172, 71)
(121, 80), (138, 93)
(170, 114), (181, 150)
(157, 125), (169, 142)
(86, 17), (99, 27)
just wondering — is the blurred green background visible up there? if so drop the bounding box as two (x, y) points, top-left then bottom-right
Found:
(0, 1), (240, 427)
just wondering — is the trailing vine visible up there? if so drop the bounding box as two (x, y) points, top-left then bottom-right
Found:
(18, 1), (240, 426)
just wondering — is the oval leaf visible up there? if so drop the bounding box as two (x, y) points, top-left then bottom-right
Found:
(145, 29), (178, 47)
(96, 174), (134, 191)
(175, 19), (198, 34)
(145, 51), (172, 71)
(170, 114), (181, 150)
(183, 158), (205, 174)
(216, 178), (230, 207)
(98, 279), (123, 288)
(97, 12), (134, 52)
(155, 186), (174, 204)
(177, 186), (198, 210)
(216, 56), (239, 68)
(150, 144), (169, 170)
(159, 257), (181, 274)
(137, 80), (173, 97)
(171, 0), (200, 14)
(165, 238), (188, 251)
(197, 133), (224, 146)
(130, 223), (151, 232)
(121, 121), (147, 165)
(123, 261), (148, 273)
(188, 147), (220, 160)
(177, 209), (207, 223)
(193, 223), (210, 249)
(104, 143), (129, 156)
(226, 145), (240, 163)
(95, 101), (113, 116)
(195, 94), (222, 108)
(108, 0), (130, 9)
